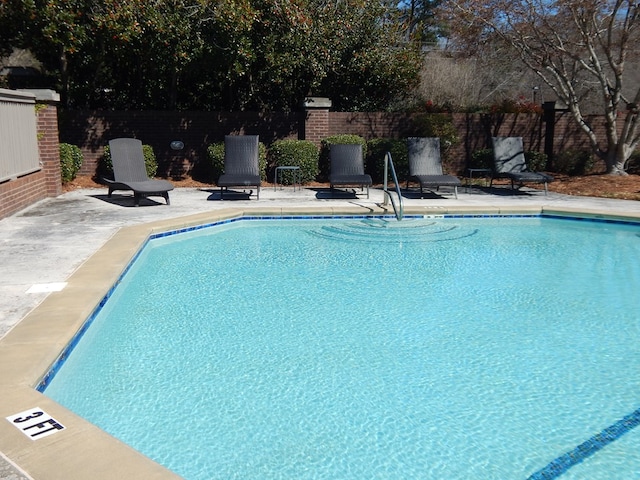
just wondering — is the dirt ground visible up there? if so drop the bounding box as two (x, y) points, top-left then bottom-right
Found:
(63, 173), (640, 201)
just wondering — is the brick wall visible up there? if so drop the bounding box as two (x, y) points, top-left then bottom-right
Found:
(59, 103), (613, 179)
(60, 110), (299, 178)
(0, 90), (61, 220)
(0, 91), (619, 221)
(303, 109), (330, 145)
(328, 112), (417, 140)
(328, 111), (547, 172)
(0, 171), (47, 219)
(327, 110), (606, 173)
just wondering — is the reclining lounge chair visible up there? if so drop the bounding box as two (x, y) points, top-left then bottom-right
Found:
(490, 137), (554, 195)
(406, 137), (461, 198)
(329, 143), (372, 198)
(105, 138), (174, 206)
(217, 135), (261, 200)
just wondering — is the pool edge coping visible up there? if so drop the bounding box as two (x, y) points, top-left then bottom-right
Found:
(1, 204), (639, 480)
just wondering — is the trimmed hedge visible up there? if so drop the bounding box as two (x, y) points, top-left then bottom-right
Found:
(268, 139), (319, 185)
(524, 151), (548, 172)
(206, 141), (268, 182)
(470, 149), (493, 170)
(99, 144), (158, 180)
(411, 113), (460, 153)
(366, 138), (408, 184)
(59, 143), (83, 183)
(553, 149), (595, 175)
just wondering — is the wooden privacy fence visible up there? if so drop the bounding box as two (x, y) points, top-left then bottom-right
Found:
(0, 89), (41, 183)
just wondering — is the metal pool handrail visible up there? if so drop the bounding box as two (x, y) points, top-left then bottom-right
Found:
(383, 151), (404, 221)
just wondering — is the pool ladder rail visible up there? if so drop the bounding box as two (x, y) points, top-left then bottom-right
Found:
(382, 151), (404, 221)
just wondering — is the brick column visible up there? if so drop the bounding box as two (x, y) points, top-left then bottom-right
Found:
(28, 90), (62, 197)
(302, 97), (331, 147)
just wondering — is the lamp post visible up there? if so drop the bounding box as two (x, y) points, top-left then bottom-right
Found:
(532, 86), (540, 104)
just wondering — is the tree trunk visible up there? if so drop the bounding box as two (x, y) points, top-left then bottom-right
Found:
(605, 149), (628, 176)
(607, 162), (628, 175)
(59, 47), (69, 108)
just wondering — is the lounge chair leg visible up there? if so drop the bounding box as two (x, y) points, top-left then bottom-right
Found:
(453, 186), (458, 199)
(257, 185), (260, 200)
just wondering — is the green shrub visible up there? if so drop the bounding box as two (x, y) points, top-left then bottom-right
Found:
(268, 139), (319, 184)
(366, 138), (408, 184)
(100, 144), (158, 180)
(411, 114), (460, 174)
(318, 134), (367, 181)
(206, 143), (225, 181)
(470, 149), (494, 170)
(59, 143), (83, 183)
(206, 141), (267, 182)
(411, 113), (460, 152)
(524, 151), (548, 172)
(553, 149), (595, 175)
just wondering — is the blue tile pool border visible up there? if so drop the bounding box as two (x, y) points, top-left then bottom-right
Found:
(36, 211), (640, 393)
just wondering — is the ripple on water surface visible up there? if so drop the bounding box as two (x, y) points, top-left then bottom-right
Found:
(44, 218), (640, 479)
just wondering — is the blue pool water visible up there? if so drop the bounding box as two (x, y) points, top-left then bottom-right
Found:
(44, 216), (640, 479)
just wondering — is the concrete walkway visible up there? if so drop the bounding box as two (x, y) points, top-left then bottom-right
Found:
(1, 184), (640, 479)
(4, 183), (640, 339)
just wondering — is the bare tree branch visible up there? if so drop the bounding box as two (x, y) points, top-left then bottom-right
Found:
(447, 0), (640, 174)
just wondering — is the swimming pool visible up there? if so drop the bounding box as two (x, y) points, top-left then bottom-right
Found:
(43, 216), (640, 479)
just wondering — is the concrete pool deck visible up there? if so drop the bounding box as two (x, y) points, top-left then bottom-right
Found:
(1, 184), (640, 479)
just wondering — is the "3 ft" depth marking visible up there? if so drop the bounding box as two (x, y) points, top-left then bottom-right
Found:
(6, 408), (65, 440)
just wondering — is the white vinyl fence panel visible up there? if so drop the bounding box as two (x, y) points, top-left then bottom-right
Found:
(0, 89), (41, 183)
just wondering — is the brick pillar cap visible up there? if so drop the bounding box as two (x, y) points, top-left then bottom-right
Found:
(303, 97), (331, 109)
(19, 89), (60, 103)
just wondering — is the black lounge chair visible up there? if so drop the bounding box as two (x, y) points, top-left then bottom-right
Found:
(105, 138), (174, 206)
(490, 137), (553, 195)
(329, 143), (372, 198)
(406, 137), (461, 198)
(217, 135), (261, 200)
